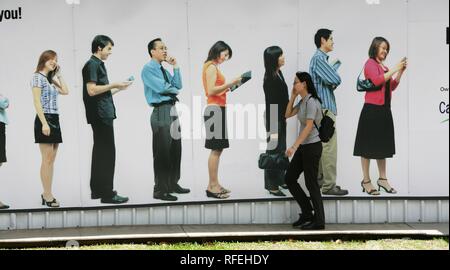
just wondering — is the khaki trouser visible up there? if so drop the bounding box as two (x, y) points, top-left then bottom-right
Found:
(318, 110), (337, 192)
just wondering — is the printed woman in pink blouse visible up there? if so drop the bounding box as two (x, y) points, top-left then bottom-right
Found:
(354, 37), (407, 196)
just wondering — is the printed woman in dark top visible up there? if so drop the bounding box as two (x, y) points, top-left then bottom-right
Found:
(263, 46), (289, 196)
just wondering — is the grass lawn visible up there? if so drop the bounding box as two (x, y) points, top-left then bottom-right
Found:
(31, 238), (449, 250)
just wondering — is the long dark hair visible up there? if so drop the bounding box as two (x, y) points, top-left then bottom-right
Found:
(205, 41), (232, 63)
(264, 46), (283, 80)
(35, 50), (60, 87)
(296, 72), (322, 103)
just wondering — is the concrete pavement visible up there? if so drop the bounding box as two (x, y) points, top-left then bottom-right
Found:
(0, 223), (448, 248)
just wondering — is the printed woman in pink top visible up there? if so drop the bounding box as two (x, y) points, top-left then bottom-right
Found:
(353, 37), (407, 195)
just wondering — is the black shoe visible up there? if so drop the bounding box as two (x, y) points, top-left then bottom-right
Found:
(300, 222), (325, 230)
(171, 185), (191, 194)
(0, 204), (9, 210)
(322, 186), (349, 196)
(292, 214), (313, 227)
(101, 194), (129, 204)
(92, 190), (117, 200)
(269, 190), (286, 197)
(154, 193), (178, 201)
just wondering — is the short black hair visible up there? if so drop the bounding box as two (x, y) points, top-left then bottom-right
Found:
(368, 37), (390, 59)
(91, 35), (114, 54)
(314, 29), (333, 49)
(148, 38), (162, 57)
(205, 41), (232, 63)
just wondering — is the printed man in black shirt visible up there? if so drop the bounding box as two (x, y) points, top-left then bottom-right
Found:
(82, 35), (132, 204)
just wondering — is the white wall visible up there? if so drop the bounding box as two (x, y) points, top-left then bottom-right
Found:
(407, 0), (449, 195)
(0, 0), (448, 209)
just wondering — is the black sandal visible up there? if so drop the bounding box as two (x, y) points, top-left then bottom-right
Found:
(269, 190), (286, 197)
(41, 195), (60, 208)
(361, 180), (380, 196)
(377, 178), (397, 194)
(206, 190), (230, 199)
(0, 203), (9, 210)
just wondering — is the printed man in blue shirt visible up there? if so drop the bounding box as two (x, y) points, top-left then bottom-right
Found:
(309, 29), (348, 196)
(142, 38), (190, 202)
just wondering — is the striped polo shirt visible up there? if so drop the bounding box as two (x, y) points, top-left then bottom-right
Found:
(309, 49), (342, 116)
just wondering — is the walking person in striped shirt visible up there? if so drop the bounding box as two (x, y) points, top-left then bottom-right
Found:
(309, 29), (348, 196)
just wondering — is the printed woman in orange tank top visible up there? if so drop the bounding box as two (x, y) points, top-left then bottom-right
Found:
(203, 41), (242, 199)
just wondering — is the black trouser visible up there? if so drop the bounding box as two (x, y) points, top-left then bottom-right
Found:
(151, 104), (182, 195)
(285, 142), (324, 225)
(90, 120), (116, 199)
(264, 119), (287, 190)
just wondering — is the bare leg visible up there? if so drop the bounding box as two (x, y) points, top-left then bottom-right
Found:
(377, 159), (396, 193)
(361, 157), (377, 192)
(39, 144), (59, 203)
(207, 149), (229, 196)
(361, 157), (370, 181)
(208, 149), (222, 192)
(376, 159), (387, 179)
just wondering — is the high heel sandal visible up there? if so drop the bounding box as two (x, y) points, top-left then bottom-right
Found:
(220, 187), (231, 194)
(377, 178), (397, 194)
(206, 190), (230, 199)
(0, 202), (9, 210)
(269, 189), (286, 197)
(41, 195), (60, 208)
(361, 180), (380, 196)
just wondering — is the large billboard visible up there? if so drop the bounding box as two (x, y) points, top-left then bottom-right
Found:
(0, 0), (448, 210)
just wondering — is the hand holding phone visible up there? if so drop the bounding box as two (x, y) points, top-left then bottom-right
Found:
(54, 65), (61, 76)
(116, 81), (133, 91)
(401, 57), (408, 71)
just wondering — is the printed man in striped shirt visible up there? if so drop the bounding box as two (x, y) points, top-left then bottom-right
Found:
(309, 29), (348, 196)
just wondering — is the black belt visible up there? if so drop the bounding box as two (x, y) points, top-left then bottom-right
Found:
(152, 99), (176, 107)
